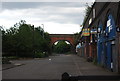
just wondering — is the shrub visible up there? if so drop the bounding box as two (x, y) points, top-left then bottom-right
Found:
(2, 57), (11, 64)
(44, 52), (49, 57)
(35, 52), (45, 58)
(7, 56), (18, 60)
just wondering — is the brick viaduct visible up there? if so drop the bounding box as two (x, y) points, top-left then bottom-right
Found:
(49, 34), (75, 46)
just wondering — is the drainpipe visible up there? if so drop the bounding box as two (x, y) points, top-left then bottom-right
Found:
(116, 1), (120, 73)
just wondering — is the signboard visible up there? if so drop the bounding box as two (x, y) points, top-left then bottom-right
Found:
(82, 28), (90, 36)
(107, 19), (111, 27)
(91, 29), (97, 34)
(89, 18), (92, 25)
(116, 27), (120, 32)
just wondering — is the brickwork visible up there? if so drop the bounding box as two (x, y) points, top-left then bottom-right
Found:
(49, 34), (74, 46)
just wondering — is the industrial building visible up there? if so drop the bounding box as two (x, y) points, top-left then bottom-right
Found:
(77, 2), (120, 73)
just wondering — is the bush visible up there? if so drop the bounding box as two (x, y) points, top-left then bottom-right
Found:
(35, 52), (45, 58)
(44, 52), (49, 57)
(2, 57), (11, 64)
(7, 56), (18, 60)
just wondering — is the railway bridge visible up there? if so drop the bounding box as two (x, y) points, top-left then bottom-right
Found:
(49, 34), (75, 52)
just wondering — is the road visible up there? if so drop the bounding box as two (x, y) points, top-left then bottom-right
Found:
(2, 54), (118, 80)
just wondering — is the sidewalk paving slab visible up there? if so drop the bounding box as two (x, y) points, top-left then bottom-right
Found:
(2, 63), (24, 70)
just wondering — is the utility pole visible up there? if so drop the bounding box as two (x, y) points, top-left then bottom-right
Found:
(41, 24), (44, 38)
(32, 25), (35, 58)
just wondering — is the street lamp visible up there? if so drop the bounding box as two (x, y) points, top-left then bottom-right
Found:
(41, 24), (44, 38)
(80, 25), (83, 32)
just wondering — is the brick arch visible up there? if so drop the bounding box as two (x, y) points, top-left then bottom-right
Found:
(49, 34), (74, 46)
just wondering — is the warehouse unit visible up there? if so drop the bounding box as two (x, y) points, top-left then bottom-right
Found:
(78, 2), (120, 73)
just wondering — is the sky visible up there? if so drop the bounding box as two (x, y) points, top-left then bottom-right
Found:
(0, 1), (95, 34)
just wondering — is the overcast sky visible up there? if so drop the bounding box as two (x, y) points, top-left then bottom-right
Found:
(0, 1), (95, 34)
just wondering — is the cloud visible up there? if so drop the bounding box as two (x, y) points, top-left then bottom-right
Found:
(43, 22), (81, 34)
(2, 2), (92, 10)
(1, 0), (95, 2)
(0, 2), (94, 34)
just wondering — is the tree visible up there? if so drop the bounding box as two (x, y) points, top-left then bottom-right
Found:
(2, 20), (51, 58)
(53, 41), (71, 54)
(73, 32), (80, 46)
(17, 24), (33, 57)
(82, 3), (92, 25)
(2, 26), (19, 56)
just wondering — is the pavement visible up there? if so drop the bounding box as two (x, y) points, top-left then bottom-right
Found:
(2, 54), (119, 80)
(2, 63), (24, 70)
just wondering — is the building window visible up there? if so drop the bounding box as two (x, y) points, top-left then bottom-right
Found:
(89, 18), (92, 25)
(93, 8), (96, 18)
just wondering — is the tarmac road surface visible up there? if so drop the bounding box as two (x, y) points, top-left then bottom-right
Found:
(2, 54), (118, 80)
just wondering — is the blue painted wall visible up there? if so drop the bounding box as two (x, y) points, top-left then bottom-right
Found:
(105, 14), (116, 69)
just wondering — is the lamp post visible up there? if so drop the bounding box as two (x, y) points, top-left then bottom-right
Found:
(41, 24), (44, 38)
(80, 25), (83, 30)
(32, 25), (35, 58)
